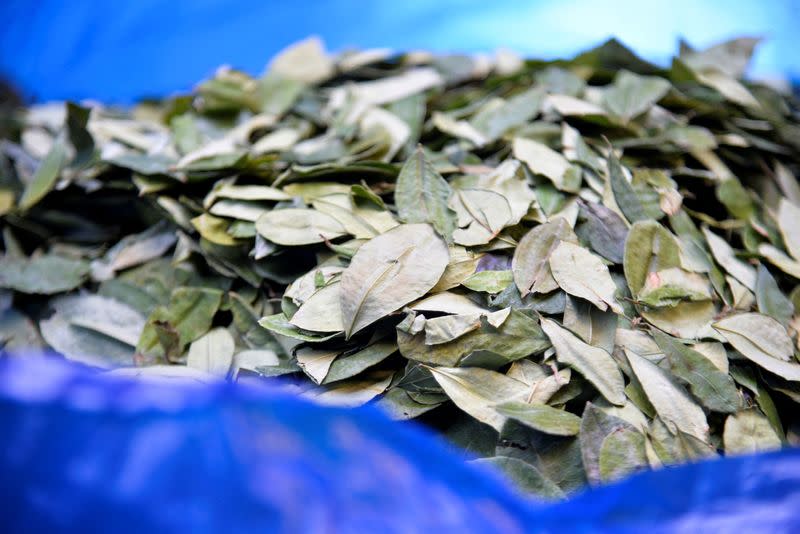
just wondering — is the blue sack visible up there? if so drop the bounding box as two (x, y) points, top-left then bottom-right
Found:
(1, 355), (799, 533)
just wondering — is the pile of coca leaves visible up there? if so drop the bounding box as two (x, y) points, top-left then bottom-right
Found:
(3, 36), (800, 497)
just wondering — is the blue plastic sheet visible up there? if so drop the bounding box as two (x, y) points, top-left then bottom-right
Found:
(1, 355), (799, 532)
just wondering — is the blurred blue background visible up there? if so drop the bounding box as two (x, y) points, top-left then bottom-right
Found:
(0, 0), (799, 103)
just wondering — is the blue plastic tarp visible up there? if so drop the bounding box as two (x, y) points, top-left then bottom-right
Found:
(1, 355), (799, 532)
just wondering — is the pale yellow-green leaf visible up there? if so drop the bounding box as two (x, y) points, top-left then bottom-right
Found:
(549, 241), (623, 313)
(513, 137), (574, 191)
(759, 243), (800, 279)
(723, 410), (782, 455)
(208, 200), (267, 222)
(637, 267), (712, 307)
(312, 193), (379, 239)
(456, 160), (536, 225)
(696, 70), (760, 109)
(289, 282), (344, 333)
(428, 366), (528, 431)
(424, 308), (510, 345)
(598, 428), (648, 482)
(777, 198), (800, 261)
(495, 401), (581, 436)
(296, 347), (340, 384)
(449, 188), (512, 246)
(430, 246), (480, 292)
(541, 318), (625, 406)
(187, 327), (235, 377)
(255, 208), (347, 245)
(191, 213), (239, 246)
(713, 313), (793, 362)
(409, 291), (487, 315)
(432, 111), (488, 146)
(340, 223), (449, 337)
(642, 300), (717, 340)
(461, 270), (513, 294)
(267, 36), (334, 84)
(703, 227), (756, 290)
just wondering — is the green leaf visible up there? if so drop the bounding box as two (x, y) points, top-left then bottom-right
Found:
(289, 282), (344, 333)
(0, 305), (43, 351)
(454, 160), (536, 225)
(579, 403), (640, 484)
(759, 243), (800, 279)
(66, 102), (95, 167)
(398, 309), (549, 367)
(257, 313), (340, 342)
(562, 295), (617, 354)
(755, 264), (794, 326)
(495, 402), (581, 436)
(41, 314), (135, 368)
(716, 178), (754, 219)
(608, 152), (647, 224)
(472, 456), (564, 499)
(602, 70), (671, 122)
(136, 287), (223, 361)
(540, 318), (625, 406)
(513, 137), (577, 192)
(91, 223), (177, 281)
(577, 202), (628, 263)
(624, 220), (682, 296)
(713, 312), (793, 362)
(626, 349), (709, 441)
(0, 254), (89, 294)
(703, 227), (756, 290)
(641, 300), (717, 340)
(680, 37), (760, 78)
(191, 213), (239, 246)
(648, 416), (716, 465)
(49, 294), (146, 347)
(636, 268), (712, 307)
(376, 388), (444, 420)
(449, 188), (512, 246)
(19, 139), (67, 210)
(712, 313), (800, 381)
(428, 366), (528, 431)
(461, 270), (513, 294)
(424, 309), (510, 345)
(598, 427), (648, 481)
(777, 198), (800, 261)
(512, 218), (577, 296)
(340, 223), (449, 338)
(653, 330), (739, 413)
(394, 148), (457, 242)
(323, 340), (397, 384)
(308, 371), (393, 407)
(471, 87), (545, 141)
(107, 153), (176, 175)
(296, 347), (340, 384)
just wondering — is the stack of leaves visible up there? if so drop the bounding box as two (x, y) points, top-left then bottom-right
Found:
(2, 36), (800, 497)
